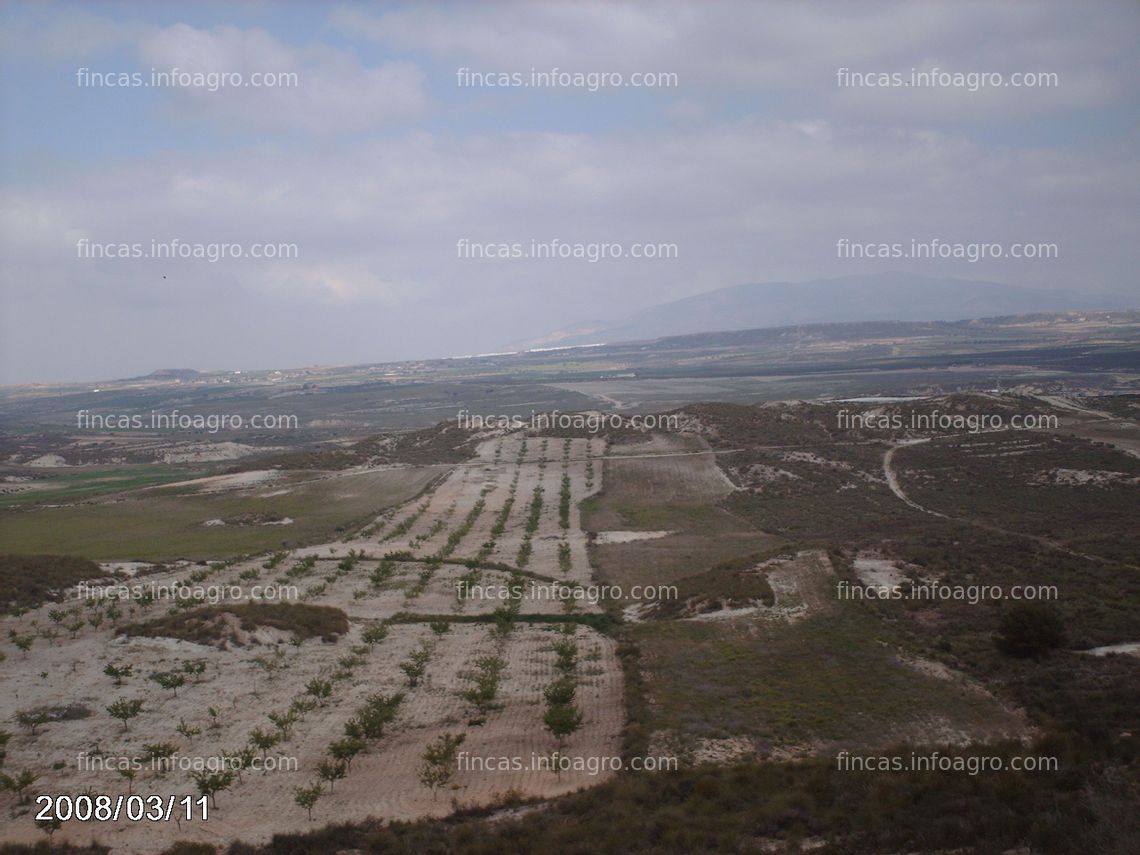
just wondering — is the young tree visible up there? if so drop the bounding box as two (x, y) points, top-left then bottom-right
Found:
(107, 699), (144, 731)
(268, 710), (298, 741)
(543, 703), (583, 751)
(252, 650), (286, 681)
(248, 727), (281, 766)
(317, 759), (347, 792)
(151, 671), (186, 697)
(399, 641), (433, 688)
(552, 638), (578, 675)
(290, 697), (318, 719)
(1, 768), (39, 803)
(16, 710), (49, 737)
(182, 659), (208, 682)
(118, 767), (137, 795)
(305, 678), (333, 704)
(221, 746), (256, 783)
(459, 655), (506, 717)
(328, 736), (367, 770)
(104, 663), (133, 686)
(418, 732), (465, 800)
(294, 782), (323, 820)
(543, 677), (576, 707)
(190, 768), (235, 809)
(35, 816), (62, 838)
(355, 692), (404, 740)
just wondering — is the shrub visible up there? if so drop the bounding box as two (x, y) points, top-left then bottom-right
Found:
(995, 604), (1067, 658)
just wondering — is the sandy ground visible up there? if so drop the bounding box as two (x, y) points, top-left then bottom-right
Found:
(594, 531), (673, 545)
(153, 470), (282, 494)
(853, 556), (910, 590)
(1082, 642), (1140, 657)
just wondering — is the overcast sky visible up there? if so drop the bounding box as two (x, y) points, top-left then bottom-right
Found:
(1, 1), (1138, 383)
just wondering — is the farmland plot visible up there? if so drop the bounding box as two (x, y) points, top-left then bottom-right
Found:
(0, 431), (621, 850)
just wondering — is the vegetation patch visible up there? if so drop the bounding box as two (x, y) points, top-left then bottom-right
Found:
(0, 554), (104, 611)
(118, 602), (349, 647)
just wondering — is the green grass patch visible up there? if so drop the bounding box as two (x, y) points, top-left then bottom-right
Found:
(0, 466), (444, 561)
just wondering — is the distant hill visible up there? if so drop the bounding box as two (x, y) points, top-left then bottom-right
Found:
(141, 369), (202, 380)
(521, 273), (1136, 348)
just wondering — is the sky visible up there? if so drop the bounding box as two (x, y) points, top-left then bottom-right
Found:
(1, 0), (1138, 383)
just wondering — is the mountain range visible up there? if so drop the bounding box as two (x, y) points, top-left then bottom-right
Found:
(518, 273), (1136, 349)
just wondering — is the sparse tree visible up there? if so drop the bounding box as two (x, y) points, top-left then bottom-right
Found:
(182, 659), (208, 682)
(222, 746), (256, 783)
(360, 622), (389, 649)
(36, 816), (62, 838)
(317, 759), (347, 792)
(190, 768), (235, 809)
(104, 663), (133, 686)
(118, 767), (137, 795)
(151, 671), (186, 697)
(543, 677), (576, 707)
(418, 732), (465, 800)
(290, 697), (317, 719)
(1, 768), (38, 803)
(354, 692), (403, 740)
(294, 782), (322, 820)
(305, 679), (333, 704)
(268, 710), (297, 741)
(328, 736), (366, 770)
(16, 710), (49, 737)
(107, 699), (144, 731)
(399, 641), (434, 688)
(252, 650), (287, 681)
(543, 703), (583, 750)
(248, 727), (281, 765)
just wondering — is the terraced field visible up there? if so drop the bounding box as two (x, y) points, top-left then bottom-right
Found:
(0, 434), (622, 850)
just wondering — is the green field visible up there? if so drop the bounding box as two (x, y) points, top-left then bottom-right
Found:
(0, 465), (207, 509)
(634, 598), (1020, 749)
(0, 466), (446, 560)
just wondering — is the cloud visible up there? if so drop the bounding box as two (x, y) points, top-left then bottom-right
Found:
(1, 1), (1138, 382)
(135, 24), (427, 132)
(335, 0), (1140, 121)
(0, 8), (145, 60)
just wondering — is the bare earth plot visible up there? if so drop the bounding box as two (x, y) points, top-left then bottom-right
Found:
(583, 433), (778, 592)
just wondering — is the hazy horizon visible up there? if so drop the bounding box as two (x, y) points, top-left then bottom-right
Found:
(3, 0), (1139, 383)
